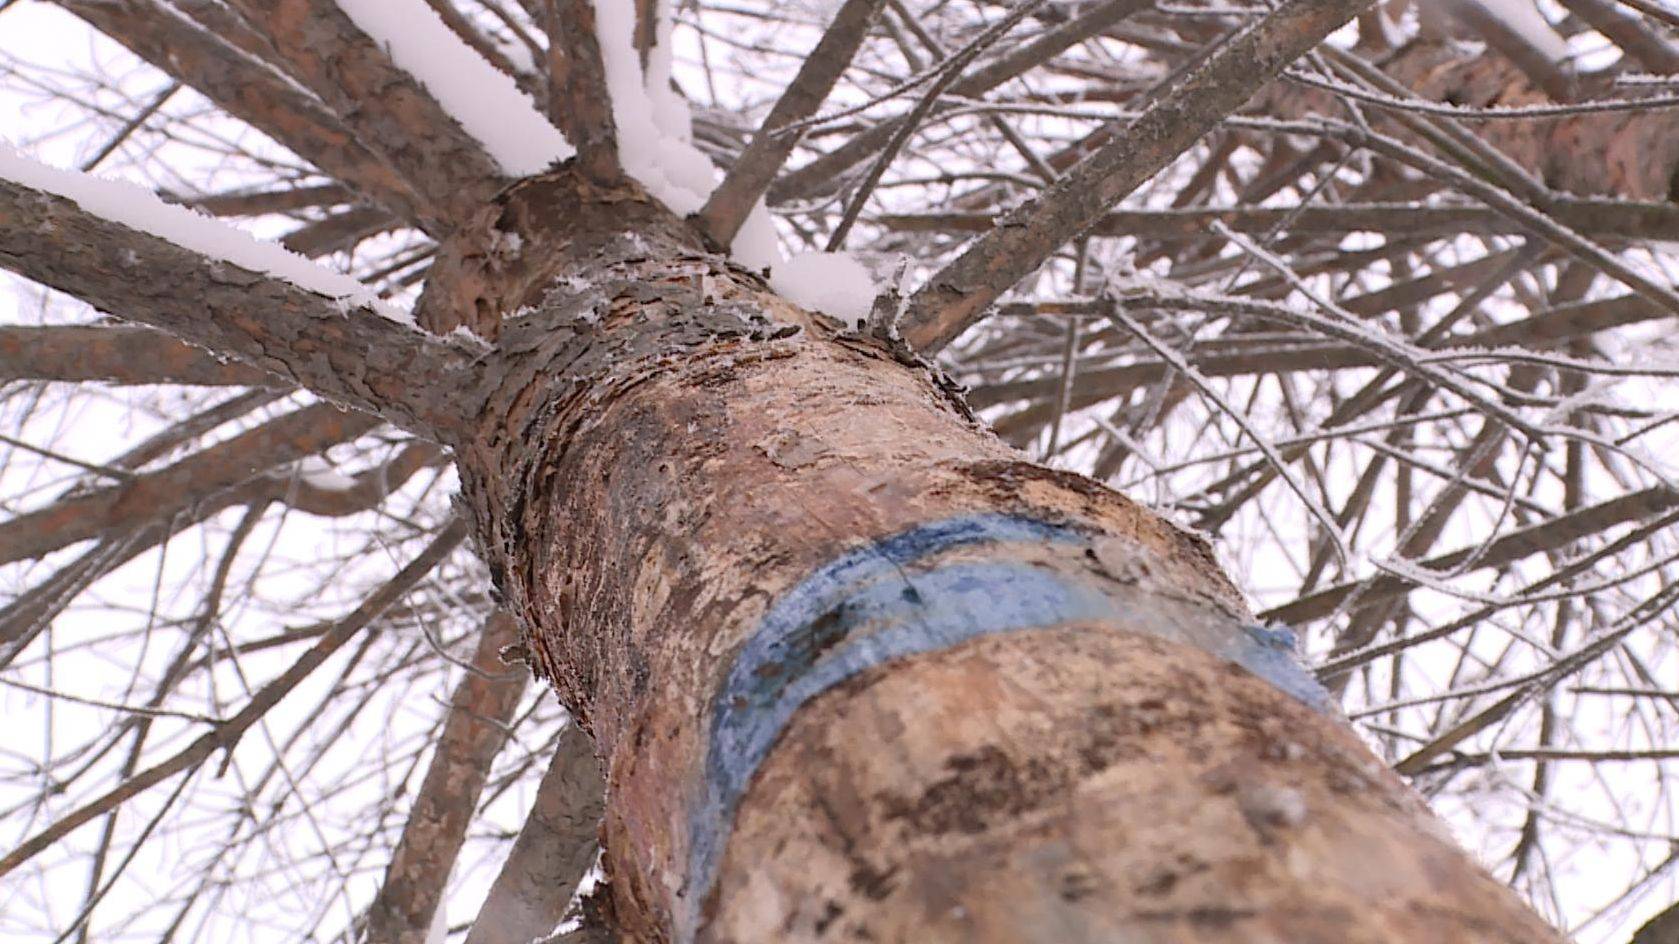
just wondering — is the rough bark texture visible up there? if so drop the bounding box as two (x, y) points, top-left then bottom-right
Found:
(441, 170), (1564, 943)
(219, 0), (504, 223)
(0, 178), (475, 439)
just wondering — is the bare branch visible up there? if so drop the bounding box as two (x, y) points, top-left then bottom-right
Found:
(899, 0), (1379, 352)
(0, 516), (468, 882)
(364, 611), (528, 944)
(544, 0), (619, 178)
(464, 723), (604, 944)
(0, 439), (443, 668)
(768, 0), (1155, 205)
(0, 325), (274, 387)
(881, 198), (1679, 242)
(1264, 485), (1679, 624)
(696, 0), (885, 245)
(0, 402), (377, 567)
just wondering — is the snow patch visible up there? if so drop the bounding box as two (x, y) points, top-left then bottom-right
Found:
(644, 0), (696, 145)
(593, 2), (836, 284)
(295, 456), (359, 492)
(0, 144), (410, 322)
(424, 900), (448, 944)
(771, 252), (878, 321)
(592, 0), (717, 213)
(492, 28), (537, 75)
(730, 201), (783, 274)
(333, 0), (573, 175)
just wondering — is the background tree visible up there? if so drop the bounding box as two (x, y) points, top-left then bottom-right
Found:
(0, 0), (1675, 941)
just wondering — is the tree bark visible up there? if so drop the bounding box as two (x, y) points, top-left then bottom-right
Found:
(441, 170), (1564, 943)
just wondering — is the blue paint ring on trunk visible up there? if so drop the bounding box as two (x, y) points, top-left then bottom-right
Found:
(681, 513), (1331, 937)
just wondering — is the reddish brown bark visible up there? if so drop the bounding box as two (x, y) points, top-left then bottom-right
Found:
(365, 612), (528, 944)
(444, 171), (1563, 943)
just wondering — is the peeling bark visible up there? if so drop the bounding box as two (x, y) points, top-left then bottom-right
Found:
(435, 171), (1562, 943)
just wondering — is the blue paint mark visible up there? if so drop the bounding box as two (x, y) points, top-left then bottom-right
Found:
(1237, 623), (1335, 715)
(1246, 622), (1299, 651)
(681, 513), (1332, 938)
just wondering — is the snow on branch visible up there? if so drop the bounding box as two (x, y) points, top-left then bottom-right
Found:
(590, 0), (876, 317)
(0, 144), (405, 322)
(590, 0), (720, 214)
(769, 251), (878, 322)
(0, 148), (478, 438)
(334, 0), (574, 176)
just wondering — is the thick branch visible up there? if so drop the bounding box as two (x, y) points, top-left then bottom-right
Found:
(1560, 0), (1679, 73)
(0, 177), (475, 438)
(184, 183), (354, 218)
(280, 206), (397, 257)
(1443, 0), (1573, 102)
(696, 0), (885, 244)
(365, 611), (529, 944)
(544, 0), (619, 178)
(464, 723), (604, 944)
(0, 439), (442, 669)
(53, 0), (436, 231)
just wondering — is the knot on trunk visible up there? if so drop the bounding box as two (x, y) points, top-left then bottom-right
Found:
(415, 167), (671, 340)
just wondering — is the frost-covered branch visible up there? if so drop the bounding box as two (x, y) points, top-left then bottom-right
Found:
(899, 0), (1379, 352)
(0, 516), (469, 882)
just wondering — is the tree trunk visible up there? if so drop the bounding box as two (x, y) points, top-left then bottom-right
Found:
(444, 170), (1562, 943)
